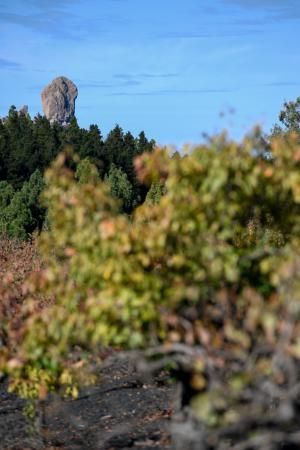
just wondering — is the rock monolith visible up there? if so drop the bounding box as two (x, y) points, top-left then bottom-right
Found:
(41, 76), (78, 126)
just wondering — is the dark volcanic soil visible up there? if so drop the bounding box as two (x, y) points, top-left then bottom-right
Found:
(0, 356), (175, 450)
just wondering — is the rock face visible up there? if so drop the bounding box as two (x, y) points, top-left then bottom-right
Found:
(41, 76), (78, 126)
(18, 105), (28, 116)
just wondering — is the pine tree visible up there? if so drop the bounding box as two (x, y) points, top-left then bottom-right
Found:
(61, 117), (84, 153)
(103, 124), (125, 169)
(0, 181), (14, 210)
(5, 106), (34, 188)
(136, 131), (155, 155)
(0, 119), (8, 180)
(80, 124), (105, 174)
(75, 158), (100, 185)
(2, 170), (45, 239)
(105, 163), (134, 213)
(32, 114), (61, 170)
(122, 131), (136, 182)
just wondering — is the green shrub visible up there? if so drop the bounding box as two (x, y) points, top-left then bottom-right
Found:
(1, 129), (299, 433)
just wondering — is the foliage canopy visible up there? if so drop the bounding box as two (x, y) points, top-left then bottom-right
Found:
(0, 108), (155, 238)
(0, 127), (299, 448)
(1, 127), (299, 393)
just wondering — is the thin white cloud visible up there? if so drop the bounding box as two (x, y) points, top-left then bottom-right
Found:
(0, 1), (117, 40)
(0, 57), (22, 70)
(223, 0), (300, 20)
(106, 87), (235, 97)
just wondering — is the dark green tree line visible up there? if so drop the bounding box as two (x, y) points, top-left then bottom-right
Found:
(0, 107), (155, 237)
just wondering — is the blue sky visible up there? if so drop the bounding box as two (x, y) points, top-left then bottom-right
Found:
(0, 0), (300, 146)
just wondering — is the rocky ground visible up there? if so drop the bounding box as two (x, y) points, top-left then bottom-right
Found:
(0, 356), (175, 450)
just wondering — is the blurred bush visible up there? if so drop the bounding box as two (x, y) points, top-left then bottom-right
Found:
(1, 129), (300, 446)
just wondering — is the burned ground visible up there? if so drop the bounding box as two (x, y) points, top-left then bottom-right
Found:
(0, 355), (174, 450)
